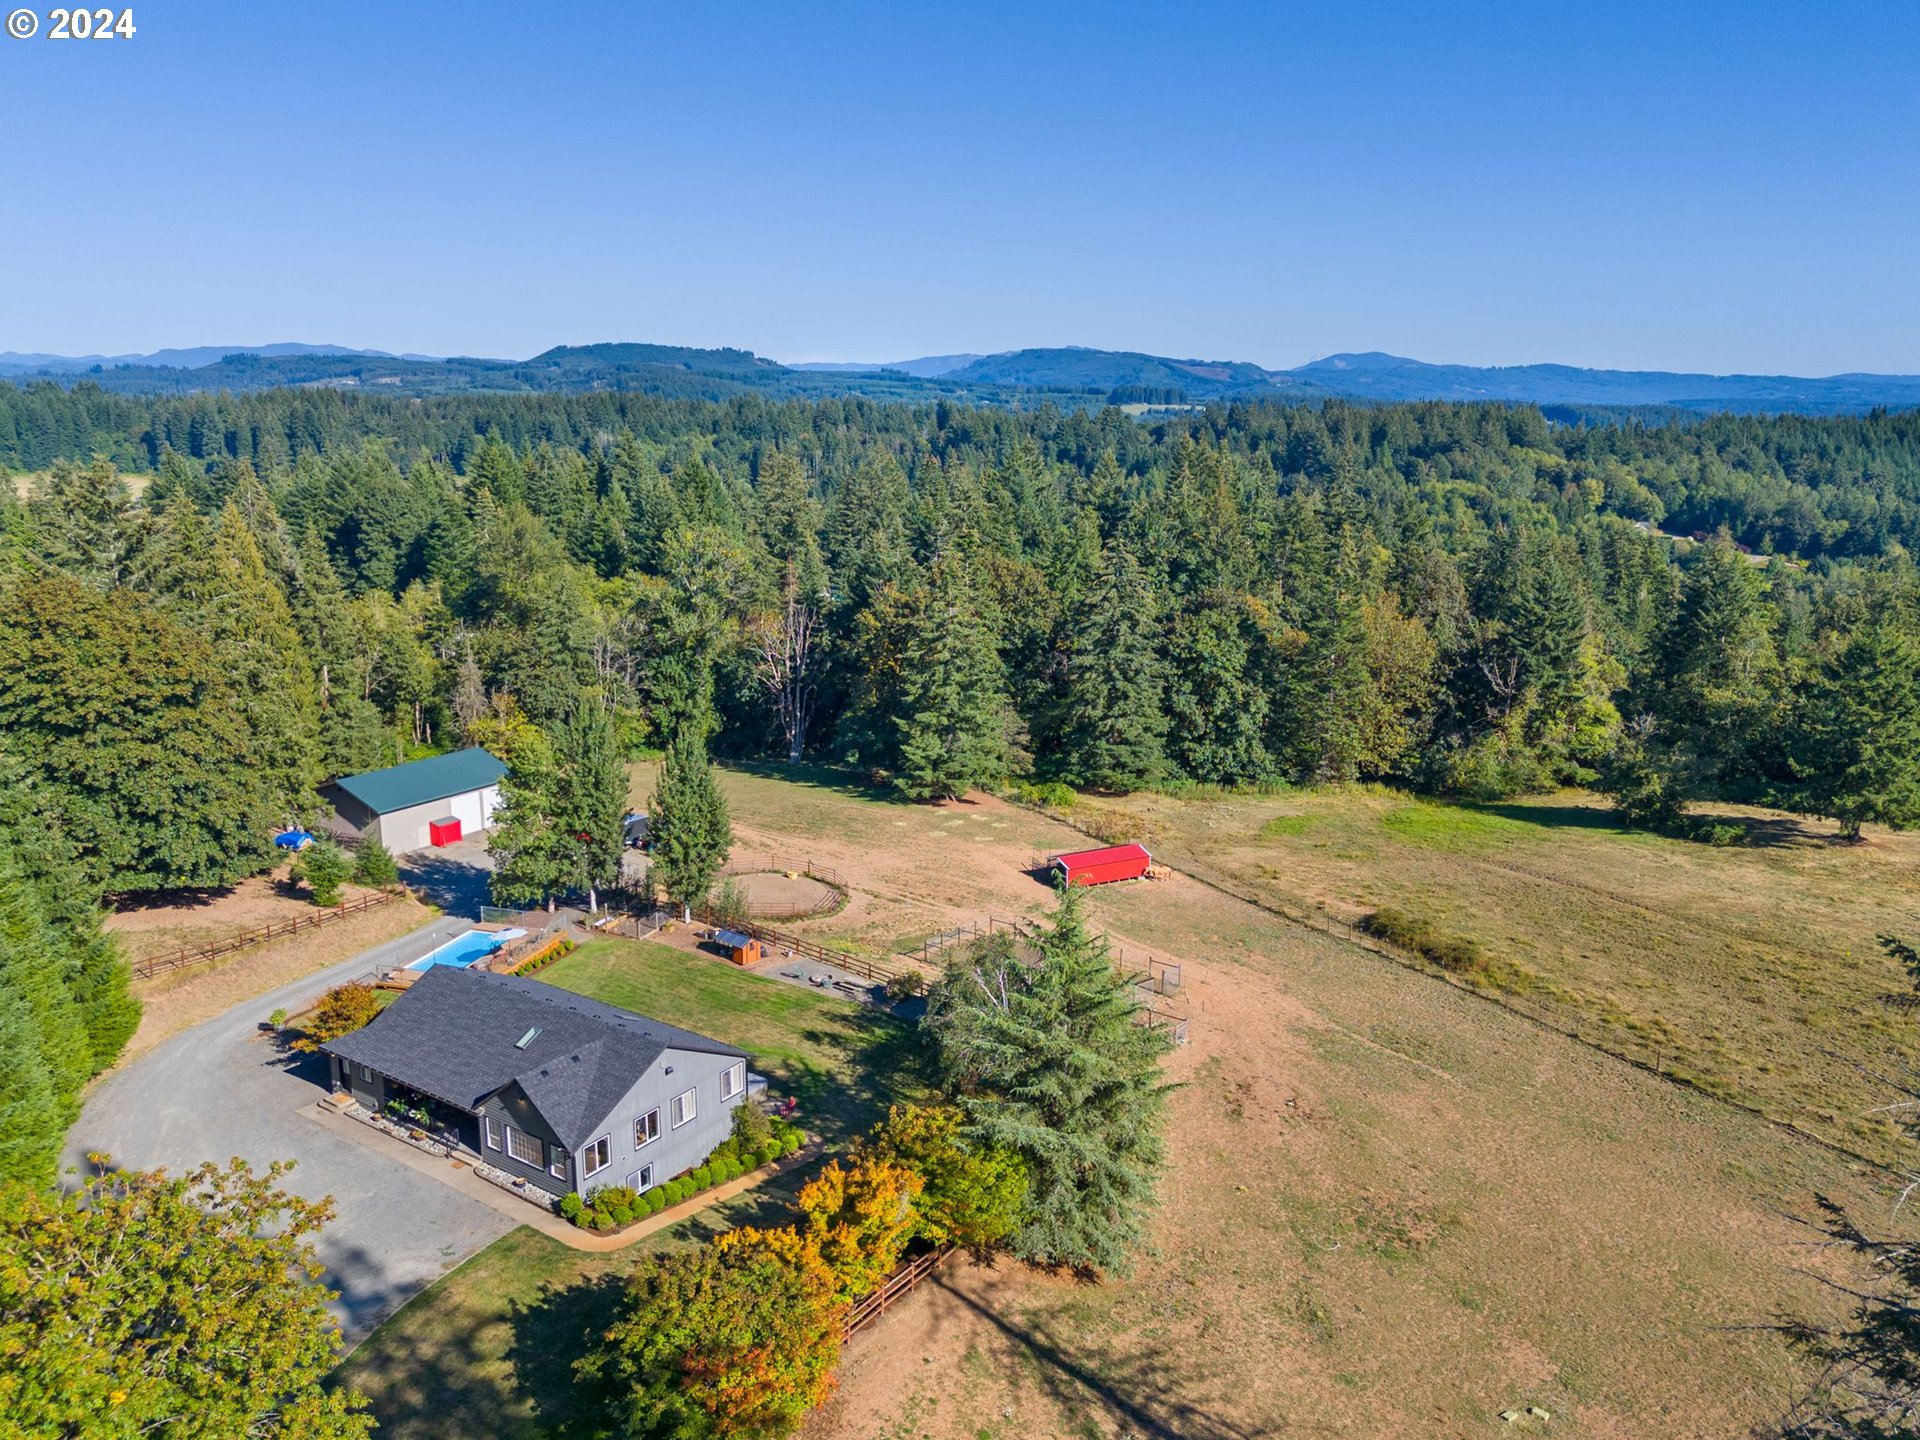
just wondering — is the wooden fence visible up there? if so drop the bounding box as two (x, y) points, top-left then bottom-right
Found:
(132, 889), (404, 981)
(844, 1246), (954, 1341)
(714, 855), (851, 922)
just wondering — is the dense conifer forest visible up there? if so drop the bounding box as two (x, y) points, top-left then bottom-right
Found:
(3, 383), (1917, 908)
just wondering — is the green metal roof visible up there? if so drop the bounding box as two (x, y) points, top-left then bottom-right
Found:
(329, 747), (507, 816)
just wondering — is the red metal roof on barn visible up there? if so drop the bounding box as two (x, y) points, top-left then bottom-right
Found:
(1052, 843), (1151, 871)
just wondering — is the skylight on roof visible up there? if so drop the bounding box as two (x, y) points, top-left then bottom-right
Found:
(514, 1026), (541, 1049)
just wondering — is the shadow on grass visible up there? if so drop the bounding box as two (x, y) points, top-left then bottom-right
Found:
(504, 1272), (628, 1440)
(724, 757), (901, 805)
(335, 1267), (538, 1440)
(791, 1011), (930, 1144)
(1463, 798), (1828, 850)
(930, 1267), (1260, 1440)
(1460, 800), (1626, 832)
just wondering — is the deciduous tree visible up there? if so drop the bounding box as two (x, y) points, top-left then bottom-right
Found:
(0, 1158), (372, 1439)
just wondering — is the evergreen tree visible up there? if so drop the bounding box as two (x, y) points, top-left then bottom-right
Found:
(487, 741), (572, 911)
(552, 691), (628, 911)
(0, 571), (275, 891)
(1789, 620), (1920, 840)
(1054, 541), (1167, 791)
(0, 854), (97, 1187)
(27, 458), (141, 590)
(648, 729), (732, 918)
(1164, 601), (1273, 785)
(290, 532), (387, 776)
(923, 884), (1171, 1275)
(893, 556), (1013, 800)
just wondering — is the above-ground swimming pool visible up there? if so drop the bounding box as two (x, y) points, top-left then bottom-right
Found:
(408, 927), (526, 971)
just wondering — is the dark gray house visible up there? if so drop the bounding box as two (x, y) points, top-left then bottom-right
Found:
(324, 967), (753, 1199)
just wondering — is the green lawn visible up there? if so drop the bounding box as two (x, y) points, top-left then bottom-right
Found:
(335, 939), (925, 1440)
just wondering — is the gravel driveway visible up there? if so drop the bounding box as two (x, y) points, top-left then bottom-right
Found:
(66, 916), (519, 1340)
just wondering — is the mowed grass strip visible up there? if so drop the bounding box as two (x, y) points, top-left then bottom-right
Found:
(337, 939), (924, 1440)
(1075, 784), (1920, 1162)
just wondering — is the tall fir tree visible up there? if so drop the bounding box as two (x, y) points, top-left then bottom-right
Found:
(924, 883), (1171, 1275)
(893, 555), (1013, 800)
(0, 570), (275, 891)
(648, 728), (732, 918)
(0, 853), (98, 1187)
(1054, 541), (1167, 791)
(487, 740), (571, 912)
(1788, 619), (1920, 840)
(552, 691), (628, 911)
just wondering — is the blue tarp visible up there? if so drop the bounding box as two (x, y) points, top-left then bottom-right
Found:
(274, 830), (315, 850)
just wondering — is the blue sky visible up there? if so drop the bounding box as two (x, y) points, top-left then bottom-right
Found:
(2, 0), (1917, 372)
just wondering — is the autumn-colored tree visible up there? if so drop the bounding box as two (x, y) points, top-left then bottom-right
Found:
(0, 1158), (372, 1439)
(857, 1103), (1028, 1250)
(795, 1155), (923, 1302)
(292, 983), (383, 1052)
(580, 1226), (843, 1440)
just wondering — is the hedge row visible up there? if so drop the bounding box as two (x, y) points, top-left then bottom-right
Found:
(513, 938), (576, 976)
(560, 1124), (806, 1232)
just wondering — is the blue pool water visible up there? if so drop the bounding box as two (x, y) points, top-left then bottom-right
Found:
(408, 927), (526, 971)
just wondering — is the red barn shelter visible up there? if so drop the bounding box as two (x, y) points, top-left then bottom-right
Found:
(1050, 843), (1151, 887)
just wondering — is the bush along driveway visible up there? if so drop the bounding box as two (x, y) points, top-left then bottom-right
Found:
(65, 916), (519, 1341)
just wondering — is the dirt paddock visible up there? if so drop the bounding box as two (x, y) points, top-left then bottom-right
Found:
(725, 868), (841, 918)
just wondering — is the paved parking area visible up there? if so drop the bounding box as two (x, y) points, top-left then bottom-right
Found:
(396, 837), (494, 916)
(66, 917), (518, 1341)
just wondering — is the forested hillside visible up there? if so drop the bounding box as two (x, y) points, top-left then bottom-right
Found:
(1, 386), (1915, 880)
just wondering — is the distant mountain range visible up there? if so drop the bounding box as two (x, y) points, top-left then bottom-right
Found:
(0, 342), (446, 374)
(6, 340), (1919, 415)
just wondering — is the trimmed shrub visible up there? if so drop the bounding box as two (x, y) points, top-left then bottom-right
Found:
(559, 1193), (585, 1223)
(691, 1166), (713, 1190)
(351, 839), (400, 888)
(591, 1212), (612, 1232)
(612, 1204), (635, 1227)
(642, 1190), (664, 1215)
(781, 1132), (804, 1156)
(754, 1145), (777, 1168)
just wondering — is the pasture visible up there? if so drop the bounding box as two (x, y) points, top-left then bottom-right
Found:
(346, 767), (1912, 1438)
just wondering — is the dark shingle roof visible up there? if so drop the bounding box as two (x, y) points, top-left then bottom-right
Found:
(325, 968), (746, 1149)
(328, 747), (507, 817)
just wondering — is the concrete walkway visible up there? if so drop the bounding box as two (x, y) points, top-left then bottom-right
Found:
(66, 915), (519, 1342)
(310, 1102), (824, 1252)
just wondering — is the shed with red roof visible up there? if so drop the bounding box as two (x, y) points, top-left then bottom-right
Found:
(1049, 843), (1152, 887)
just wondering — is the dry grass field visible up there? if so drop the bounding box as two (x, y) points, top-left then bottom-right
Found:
(1066, 785), (1920, 1165)
(401, 761), (1904, 1438)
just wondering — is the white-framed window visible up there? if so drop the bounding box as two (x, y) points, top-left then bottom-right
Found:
(720, 1063), (744, 1101)
(550, 1151), (569, 1181)
(582, 1135), (611, 1178)
(634, 1108), (660, 1149)
(358, 1063), (373, 1082)
(483, 1116), (502, 1151)
(670, 1088), (696, 1129)
(504, 1125), (543, 1169)
(627, 1164), (653, 1193)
